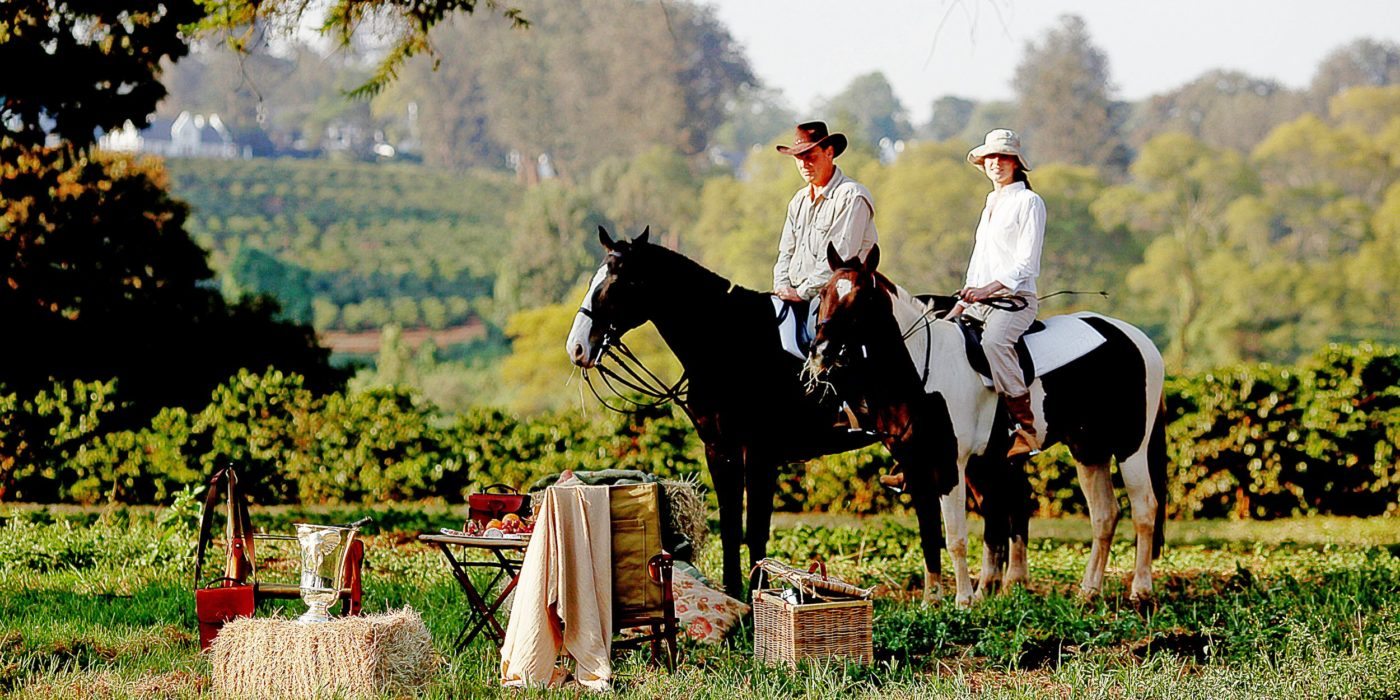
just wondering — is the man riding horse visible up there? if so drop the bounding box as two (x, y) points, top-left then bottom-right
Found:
(772, 121), (878, 317)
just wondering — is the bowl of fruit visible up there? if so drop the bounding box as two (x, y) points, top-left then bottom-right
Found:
(469, 513), (534, 539)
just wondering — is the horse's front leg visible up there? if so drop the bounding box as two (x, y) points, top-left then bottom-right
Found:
(744, 460), (777, 574)
(938, 460), (977, 606)
(707, 449), (747, 597)
(901, 457), (945, 605)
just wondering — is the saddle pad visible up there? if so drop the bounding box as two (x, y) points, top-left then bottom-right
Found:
(1021, 312), (1109, 378)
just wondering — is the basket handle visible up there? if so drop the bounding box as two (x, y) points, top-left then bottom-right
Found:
(808, 561), (828, 579)
(481, 483), (519, 494)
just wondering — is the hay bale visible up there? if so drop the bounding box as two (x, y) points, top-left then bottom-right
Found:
(210, 608), (436, 699)
(660, 477), (709, 553)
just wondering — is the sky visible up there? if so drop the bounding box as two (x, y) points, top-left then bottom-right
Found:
(705, 0), (1400, 125)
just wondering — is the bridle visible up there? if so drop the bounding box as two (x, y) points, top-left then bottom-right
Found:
(576, 281), (691, 418)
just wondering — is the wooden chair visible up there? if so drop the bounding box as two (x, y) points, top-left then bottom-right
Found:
(608, 483), (679, 669)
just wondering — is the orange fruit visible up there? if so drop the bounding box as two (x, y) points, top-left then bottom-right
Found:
(502, 513), (523, 525)
(485, 518), (504, 530)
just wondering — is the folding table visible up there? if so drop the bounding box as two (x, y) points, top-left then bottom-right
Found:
(418, 532), (529, 652)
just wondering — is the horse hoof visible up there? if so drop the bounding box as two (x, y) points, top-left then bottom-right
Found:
(1076, 586), (1100, 602)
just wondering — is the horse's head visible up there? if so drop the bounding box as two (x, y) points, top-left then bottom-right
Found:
(566, 226), (652, 368)
(805, 243), (895, 388)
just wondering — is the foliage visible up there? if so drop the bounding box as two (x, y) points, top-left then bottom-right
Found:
(0, 381), (117, 503)
(373, 0), (752, 177)
(189, 0), (528, 99)
(1012, 15), (1125, 172)
(0, 145), (344, 433)
(1167, 342), (1400, 519)
(816, 72), (914, 151)
(1126, 70), (1308, 154)
(166, 157), (520, 331)
(0, 0), (206, 150)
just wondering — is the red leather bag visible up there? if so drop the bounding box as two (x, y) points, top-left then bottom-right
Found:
(468, 484), (531, 525)
(195, 582), (254, 651)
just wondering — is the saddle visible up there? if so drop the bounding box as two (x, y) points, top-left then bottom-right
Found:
(772, 297), (818, 359)
(953, 314), (1044, 387)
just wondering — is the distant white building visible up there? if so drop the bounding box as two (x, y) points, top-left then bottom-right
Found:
(99, 111), (246, 159)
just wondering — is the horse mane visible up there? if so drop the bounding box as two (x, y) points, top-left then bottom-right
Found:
(621, 239), (738, 298)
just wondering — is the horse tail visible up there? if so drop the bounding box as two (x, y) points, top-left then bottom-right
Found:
(1148, 397), (1168, 559)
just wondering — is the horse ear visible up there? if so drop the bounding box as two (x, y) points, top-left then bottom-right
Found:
(827, 242), (845, 271)
(598, 226), (615, 251)
(863, 245), (881, 273)
(635, 226), (650, 245)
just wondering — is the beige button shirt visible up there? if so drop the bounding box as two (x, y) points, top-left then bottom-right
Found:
(773, 167), (878, 300)
(964, 181), (1046, 296)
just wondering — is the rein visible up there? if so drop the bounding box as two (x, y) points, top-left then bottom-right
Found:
(582, 336), (691, 418)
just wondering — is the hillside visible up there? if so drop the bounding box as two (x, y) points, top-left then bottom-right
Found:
(166, 158), (522, 334)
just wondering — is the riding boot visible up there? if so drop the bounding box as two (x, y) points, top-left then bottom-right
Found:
(1004, 393), (1041, 459)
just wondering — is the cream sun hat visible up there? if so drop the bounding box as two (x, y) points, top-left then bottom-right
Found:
(967, 128), (1032, 171)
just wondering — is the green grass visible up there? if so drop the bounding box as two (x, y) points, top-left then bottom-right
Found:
(1, 507), (1397, 699)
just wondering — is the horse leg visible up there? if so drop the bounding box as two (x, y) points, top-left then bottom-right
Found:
(1076, 460), (1120, 598)
(938, 462), (977, 606)
(1118, 450), (1159, 601)
(708, 452), (746, 597)
(965, 461), (1006, 600)
(902, 460), (945, 605)
(1003, 457), (1031, 591)
(744, 461), (777, 575)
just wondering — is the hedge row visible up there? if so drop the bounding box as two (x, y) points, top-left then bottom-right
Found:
(1, 343), (1395, 518)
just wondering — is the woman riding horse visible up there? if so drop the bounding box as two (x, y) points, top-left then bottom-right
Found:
(808, 244), (1169, 602)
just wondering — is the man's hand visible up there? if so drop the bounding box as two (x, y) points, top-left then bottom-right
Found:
(776, 285), (803, 302)
(958, 281), (1006, 304)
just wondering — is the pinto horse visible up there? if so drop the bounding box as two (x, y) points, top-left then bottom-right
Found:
(564, 228), (883, 596)
(808, 245), (1168, 602)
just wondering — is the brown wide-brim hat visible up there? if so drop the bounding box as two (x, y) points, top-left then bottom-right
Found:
(776, 121), (848, 158)
(967, 128), (1032, 171)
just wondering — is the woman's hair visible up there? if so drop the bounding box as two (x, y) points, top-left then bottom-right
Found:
(1013, 165), (1033, 191)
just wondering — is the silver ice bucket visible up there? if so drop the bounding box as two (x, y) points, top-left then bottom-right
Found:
(294, 523), (360, 623)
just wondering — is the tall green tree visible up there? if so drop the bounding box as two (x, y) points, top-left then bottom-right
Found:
(1012, 14), (1124, 171)
(1093, 133), (1259, 367)
(817, 72), (914, 151)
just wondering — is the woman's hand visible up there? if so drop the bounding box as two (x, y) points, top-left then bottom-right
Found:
(958, 281), (1006, 304)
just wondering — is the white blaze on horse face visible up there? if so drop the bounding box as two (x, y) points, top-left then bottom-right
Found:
(566, 264), (610, 367)
(835, 278), (854, 299)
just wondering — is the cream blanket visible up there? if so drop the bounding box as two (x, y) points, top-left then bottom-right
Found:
(499, 485), (613, 690)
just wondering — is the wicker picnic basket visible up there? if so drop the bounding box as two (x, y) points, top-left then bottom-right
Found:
(751, 559), (873, 667)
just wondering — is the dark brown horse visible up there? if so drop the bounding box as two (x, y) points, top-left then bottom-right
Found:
(809, 245), (1169, 602)
(565, 228), (898, 596)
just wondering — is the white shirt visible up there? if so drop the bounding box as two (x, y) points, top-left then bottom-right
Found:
(964, 181), (1045, 296)
(772, 167), (878, 300)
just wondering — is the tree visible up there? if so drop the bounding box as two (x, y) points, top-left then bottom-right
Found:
(193, 0), (529, 98)
(1127, 70), (1308, 154)
(1093, 133), (1259, 367)
(1, 0), (205, 149)
(0, 0), (344, 429)
(816, 72), (914, 150)
(1309, 38), (1400, 109)
(491, 182), (605, 317)
(1012, 15), (1124, 171)
(921, 96), (976, 142)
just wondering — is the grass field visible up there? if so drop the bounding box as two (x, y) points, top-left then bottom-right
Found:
(1, 505), (1397, 699)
